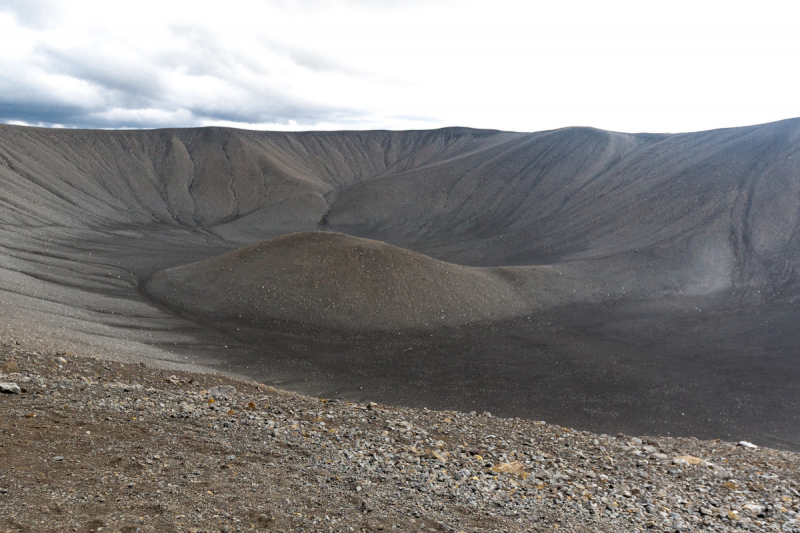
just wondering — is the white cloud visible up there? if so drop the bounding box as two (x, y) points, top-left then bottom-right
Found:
(0, 0), (798, 132)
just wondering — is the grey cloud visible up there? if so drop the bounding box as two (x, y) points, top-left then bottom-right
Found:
(34, 45), (165, 107)
(281, 48), (356, 75)
(164, 25), (229, 74)
(0, 85), (156, 129)
(0, 100), (88, 126)
(260, 37), (368, 77)
(188, 95), (360, 126)
(164, 24), (267, 79)
(392, 114), (440, 123)
(257, 36), (408, 88)
(0, 63), (359, 130)
(0, 17), (378, 129)
(0, 95), (358, 130)
(0, 0), (62, 28)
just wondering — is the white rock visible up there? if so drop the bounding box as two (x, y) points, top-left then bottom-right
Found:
(743, 504), (764, 515)
(0, 382), (21, 394)
(738, 441), (758, 449)
(206, 385), (237, 399)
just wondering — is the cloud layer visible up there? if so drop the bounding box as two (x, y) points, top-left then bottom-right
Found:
(1, 0), (799, 133)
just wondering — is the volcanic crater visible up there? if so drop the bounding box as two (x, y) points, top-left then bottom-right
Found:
(1, 120), (799, 448)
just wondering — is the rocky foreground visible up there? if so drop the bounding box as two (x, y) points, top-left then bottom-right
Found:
(1, 341), (799, 533)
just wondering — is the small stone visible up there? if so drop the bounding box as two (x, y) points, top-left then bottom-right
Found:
(491, 461), (530, 479)
(743, 504), (764, 515)
(727, 510), (740, 520)
(430, 450), (447, 462)
(52, 456), (64, 461)
(207, 385), (236, 399)
(673, 455), (704, 466)
(738, 441), (758, 449)
(454, 468), (472, 480)
(0, 382), (21, 395)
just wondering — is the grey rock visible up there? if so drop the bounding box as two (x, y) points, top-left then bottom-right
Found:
(783, 520), (800, 532)
(207, 385), (236, 399)
(454, 468), (472, 481)
(743, 503), (764, 515)
(0, 382), (21, 394)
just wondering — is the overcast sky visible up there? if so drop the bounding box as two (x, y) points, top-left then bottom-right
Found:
(1, 0), (798, 133)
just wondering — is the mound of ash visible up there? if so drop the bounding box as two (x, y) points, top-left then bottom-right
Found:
(143, 231), (529, 329)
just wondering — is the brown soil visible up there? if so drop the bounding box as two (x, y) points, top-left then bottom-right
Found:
(2, 342), (799, 533)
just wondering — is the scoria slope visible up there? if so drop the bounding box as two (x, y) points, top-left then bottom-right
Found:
(1, 120), (799, 448)
(144, 231), (541, 329)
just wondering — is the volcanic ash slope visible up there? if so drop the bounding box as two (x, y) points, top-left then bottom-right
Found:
(144, 231), (555, 330)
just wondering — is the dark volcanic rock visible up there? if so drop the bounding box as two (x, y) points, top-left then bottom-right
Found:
(1, 120), (800, 448)
(144, 231), (540, 329)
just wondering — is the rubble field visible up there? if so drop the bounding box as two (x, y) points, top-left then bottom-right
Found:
(1, 341), (799, 533)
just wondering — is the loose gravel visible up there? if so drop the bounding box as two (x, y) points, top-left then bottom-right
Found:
(1, 341), (799, 532)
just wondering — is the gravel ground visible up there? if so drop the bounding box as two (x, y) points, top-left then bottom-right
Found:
(2, 340), (799, 533)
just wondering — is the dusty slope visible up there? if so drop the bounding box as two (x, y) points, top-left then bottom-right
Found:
(1, 120), (800, 449)
(0, 125), (514, 231)
(144, 231), (541, 329)
(2, 121), (799, 295)
(327, 120), (800, 297)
